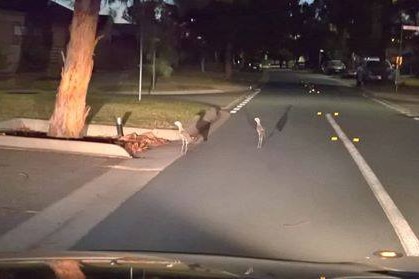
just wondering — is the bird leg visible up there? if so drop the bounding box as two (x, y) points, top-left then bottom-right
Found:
(180, 137), (189, 154)
(181, 138), (186, 154)
(257, 134), (262, 149)
(261, 131), (265, 147)
(257, 131), (265, 149)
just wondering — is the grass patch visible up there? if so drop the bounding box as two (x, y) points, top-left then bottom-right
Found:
(0, 69), (261, 94)
(0, 77), (59, 91)
(0, 91), (209, 129)
(403, 77), (419, 87)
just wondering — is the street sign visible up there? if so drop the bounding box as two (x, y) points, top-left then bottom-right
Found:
(396, 56), (403, 66)
(402, 25), (419, 31)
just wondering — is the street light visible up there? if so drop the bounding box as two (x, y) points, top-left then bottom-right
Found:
(319, 49), (324, 70)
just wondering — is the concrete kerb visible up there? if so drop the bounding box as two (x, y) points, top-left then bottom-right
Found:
(0, 103), (232, 158)
(328, 75), (419, 117)
(0, 118), (180, 158)
(116, 89), (224, 96)
(361, 88), (419, 117)
(0, 135), (132, 158)
(0, 85), (256, 157)
(112, 88), (250, 96)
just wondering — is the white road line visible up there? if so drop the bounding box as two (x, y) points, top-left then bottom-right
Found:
(104, 165), (162, 172)
(326, 114), (419, 256)
(229, 89), (261, 115)
(0, 170), (157, 252)
(414, 117), (419, 121)
(370, 98), (412, 116)
(224, 88), (260, 111)
(223, 96), (245, 111)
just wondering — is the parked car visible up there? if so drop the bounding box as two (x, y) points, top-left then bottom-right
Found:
(356, 57), (394, 86)
(242, 60), (262, 72)
(321, 60), (346, 74)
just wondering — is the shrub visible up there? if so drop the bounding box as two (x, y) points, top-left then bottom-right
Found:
(156, 58), (173, 77)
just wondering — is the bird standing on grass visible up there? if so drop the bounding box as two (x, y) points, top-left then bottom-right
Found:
(254, 117), (265, 149)
(174, 121), (193, 154)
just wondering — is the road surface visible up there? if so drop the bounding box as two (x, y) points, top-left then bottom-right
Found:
(74, 70), (419, 262)
(0, 149), (122, 235)
(1, 70), (418, 264)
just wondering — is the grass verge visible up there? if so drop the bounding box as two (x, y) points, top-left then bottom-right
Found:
(0, 69), (261, 93)
(403, 77), (419, 88)
(0, 91), (209, 129)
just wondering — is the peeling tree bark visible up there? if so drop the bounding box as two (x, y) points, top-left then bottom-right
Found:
(48, 0), (101, 138)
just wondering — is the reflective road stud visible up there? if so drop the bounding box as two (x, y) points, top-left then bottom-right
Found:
(317, 112), (322, 116)
(331, 136), (338, 141)
(333, 112), (339, 116)
(353, 137), (360, 143)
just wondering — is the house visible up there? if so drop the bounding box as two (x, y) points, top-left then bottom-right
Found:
(0, 9), (25, 74)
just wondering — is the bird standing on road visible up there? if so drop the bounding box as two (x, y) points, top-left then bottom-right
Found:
(254, 117), (265, 149)
(174, 121), (193, 154)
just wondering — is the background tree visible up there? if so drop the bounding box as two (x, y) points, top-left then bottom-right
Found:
(309, 0), (392, 60)
(187, 0), (252, 79)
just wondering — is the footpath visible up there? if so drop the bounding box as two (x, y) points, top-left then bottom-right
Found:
(363, 85), (419, 118)
(334, 76), (419, 118)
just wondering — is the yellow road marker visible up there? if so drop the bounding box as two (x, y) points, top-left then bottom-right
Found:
(317, 112), (322, 116)
(352, 137), (360, 143)
(374, 250), (403, 259)
(331, 136), (338, 141)
(333, 112), (339, 116)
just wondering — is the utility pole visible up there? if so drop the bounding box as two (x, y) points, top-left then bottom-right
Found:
(138, 2), (146, 102)
(396, 26), (403, 93)
(138, 25), (144, 101)
(151, 44), (156, 91)
(319, 49), (324, 71)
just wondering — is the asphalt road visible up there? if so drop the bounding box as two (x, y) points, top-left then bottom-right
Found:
(73, 70), (419, 263)
(0, 149), (122, 235)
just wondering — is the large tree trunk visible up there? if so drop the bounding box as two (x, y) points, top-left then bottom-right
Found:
(48, 0), (101, 138)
